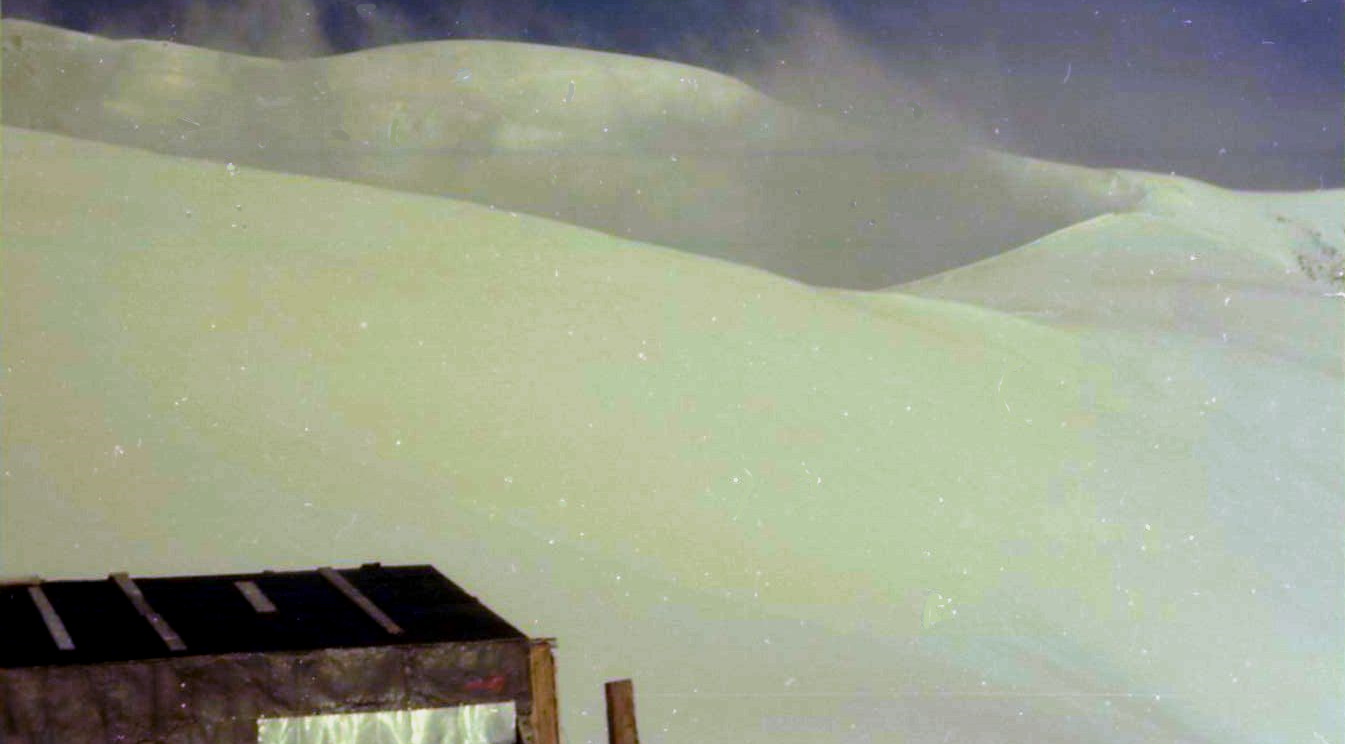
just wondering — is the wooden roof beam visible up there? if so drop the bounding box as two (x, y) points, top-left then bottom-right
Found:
(111, 573), (186, 652)
(26, 584), (75, 652)
(318, 566), (403, 635)
(234, 580), (277, 613)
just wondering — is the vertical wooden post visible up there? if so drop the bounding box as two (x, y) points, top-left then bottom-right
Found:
(604, 678), (639, 744)
(528, 640), (560, 744)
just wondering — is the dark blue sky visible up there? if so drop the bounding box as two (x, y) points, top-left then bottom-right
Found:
(5, 0), (1341, 188)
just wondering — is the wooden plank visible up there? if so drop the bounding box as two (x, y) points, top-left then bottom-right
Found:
(26, 585), (75, 651)
(234, 580), (277, 613)
(110, 573), (186, 652)
(318, 566), (403, 635)
(605, 678), (640, 744)
(528, 639), (560, 744)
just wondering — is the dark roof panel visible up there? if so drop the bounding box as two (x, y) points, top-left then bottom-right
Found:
(0, 564), (526, 668)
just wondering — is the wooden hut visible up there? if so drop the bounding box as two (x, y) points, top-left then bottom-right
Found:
(0, 563), (559, 744)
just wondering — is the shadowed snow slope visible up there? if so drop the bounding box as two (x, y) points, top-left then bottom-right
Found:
(1, 18), (1143, 288)
(3, 125), (1341, 744)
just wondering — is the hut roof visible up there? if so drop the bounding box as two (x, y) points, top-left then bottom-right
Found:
(0, 564), (525, 668)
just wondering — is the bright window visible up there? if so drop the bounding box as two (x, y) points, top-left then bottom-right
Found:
(257, 703), (516, 744)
